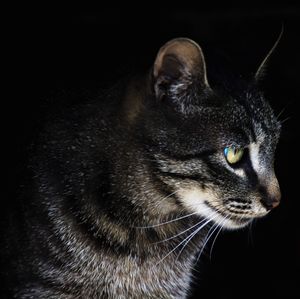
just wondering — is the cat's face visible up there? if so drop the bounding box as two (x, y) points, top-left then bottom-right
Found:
(142, 38), (281, 229)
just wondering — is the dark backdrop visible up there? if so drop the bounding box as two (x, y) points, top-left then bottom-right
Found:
(9, 5), (299, 298)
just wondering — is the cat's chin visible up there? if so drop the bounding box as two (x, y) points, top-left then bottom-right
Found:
(193, 201), (269, 230)
(220, 216), (254, 230)
(208, 209), (270, 230)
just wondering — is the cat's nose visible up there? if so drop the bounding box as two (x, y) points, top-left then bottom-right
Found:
(259, 179), (281, 211)
(260, 194), (280, 211)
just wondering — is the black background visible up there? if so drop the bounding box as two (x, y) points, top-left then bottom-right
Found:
(9, 5), (299, 298)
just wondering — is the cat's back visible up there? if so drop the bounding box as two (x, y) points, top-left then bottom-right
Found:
(2, 82), (133, 298)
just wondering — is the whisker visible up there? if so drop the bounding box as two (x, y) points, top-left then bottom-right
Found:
(280, 116), (291, 125)
(209, 216), (229, 260)
(247, 219), (255, 248)
(153, 215), (213, 244)
(160, 189), (181, 200)
(196, 222), (220, 264)
(174, 203), (228, 262)
(175, 223), (210, 262)
(276, 100), (293, 122)
(136, 203), (216, 229)
(175, 213), (221, 261)
(276, 106), (287, 120)
(155, 215), (217, 266)
(135, 210), (198, 229)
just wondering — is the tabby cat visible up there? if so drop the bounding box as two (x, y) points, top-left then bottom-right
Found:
(3, 37), (281, 298)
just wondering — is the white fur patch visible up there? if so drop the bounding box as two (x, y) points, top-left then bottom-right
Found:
(249, 142), (262, 174)
(177, 187), (244, 229)
(234, 168), (246, 178)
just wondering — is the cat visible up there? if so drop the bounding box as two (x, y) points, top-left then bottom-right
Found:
(2, 37), (281, 298)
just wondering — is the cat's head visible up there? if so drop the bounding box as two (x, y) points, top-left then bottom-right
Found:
(139, 38), (281, 229)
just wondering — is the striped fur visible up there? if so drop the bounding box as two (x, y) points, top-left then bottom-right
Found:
(3, 38), (281, 298)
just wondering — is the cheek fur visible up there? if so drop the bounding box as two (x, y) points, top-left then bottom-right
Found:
(177, 187), (244, 229)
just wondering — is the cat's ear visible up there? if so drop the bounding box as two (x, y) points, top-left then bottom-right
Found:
(255, 26), (284, 81)
(153, 38), (210, 101)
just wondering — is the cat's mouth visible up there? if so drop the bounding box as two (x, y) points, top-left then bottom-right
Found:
(203, 200), (268, 229)
(211, 202), (269, 229)
(204, 201), (256, 229)
(220, 212), (255, 227)
(177, 188), (270, 229)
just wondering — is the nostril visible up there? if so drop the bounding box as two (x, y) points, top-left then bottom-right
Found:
(258, 183), (281, 211)
(261, 197), (280, 211)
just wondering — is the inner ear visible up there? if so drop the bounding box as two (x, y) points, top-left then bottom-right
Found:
(153, 38), (210, 100)
(156, 54), (184, 81)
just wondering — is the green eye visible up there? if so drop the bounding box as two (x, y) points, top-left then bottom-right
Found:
(224, 146), (244, 164)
